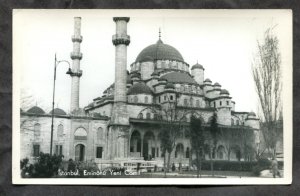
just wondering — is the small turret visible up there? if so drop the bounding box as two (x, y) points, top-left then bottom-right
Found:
(191, 62), (204, 85)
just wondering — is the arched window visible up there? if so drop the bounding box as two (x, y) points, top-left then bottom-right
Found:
(138, 113), (143, 119)
(34, 123), (41, 137)
(170, 95), (173, 101)
(196, 100), (200, 107)
(74, 127), (87, 140)
(57, 124), (63, 137)
(144, 96), (148, 104)
(231, 119), (234, 126)
(184, 99), (188, 106)
(153, 113), (158, 120)
(134, 96), (138, 103)
(97, 127), (103, 140)
(236, 120), (239, 126)
(220, 101), (222, 106)
(146, 113), (151, 119)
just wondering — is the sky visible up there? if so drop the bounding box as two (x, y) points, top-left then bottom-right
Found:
(13, 10), (291, 114)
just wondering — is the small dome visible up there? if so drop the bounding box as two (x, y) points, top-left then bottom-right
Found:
(165, 82), (175, 89)
(220, 89), (230, 95)
(204, 78), (212, 83)
(49, 108), (67, 115)
(191, 63), (204, 70)
(160, 72), (197, 84)
(135, 39), (184, 63)
(27, 106), (45, 114)
(127, 82), (153, 95)
(214, 82), (221, 87)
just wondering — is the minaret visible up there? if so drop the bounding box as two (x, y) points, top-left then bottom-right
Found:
(108, 17), (130, 160)
(111, 17), (130, 125)
(70, 17), (83, 112)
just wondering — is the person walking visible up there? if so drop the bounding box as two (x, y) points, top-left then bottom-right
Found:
(271, 157), (281, 178)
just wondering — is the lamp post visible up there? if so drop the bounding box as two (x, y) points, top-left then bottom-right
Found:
(50, 54), (73, 156)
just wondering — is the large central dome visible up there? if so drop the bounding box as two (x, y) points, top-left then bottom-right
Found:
(135, 39), (184, 63)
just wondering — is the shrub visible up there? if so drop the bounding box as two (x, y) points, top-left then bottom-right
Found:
(20, 158), (33, 178)
(21, 152), (63, 178)
(251, 158), (271, 176)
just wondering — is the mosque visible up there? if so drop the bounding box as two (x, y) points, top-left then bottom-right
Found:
(20, 17), (260, 169)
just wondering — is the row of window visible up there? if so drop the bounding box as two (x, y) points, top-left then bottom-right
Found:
(32, 144), (104, 159)
(212, 100), (230, 108)
(33, 123), (64, 138)
(130, 96), (150, 104)
(33, 144), (63, 157)
(33, 124), (105, 141)
(131, 60), (189, 72)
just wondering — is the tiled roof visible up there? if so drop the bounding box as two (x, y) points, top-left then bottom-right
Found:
(160, 71), (197, 84)
(135, 39), (184, 63)
(127, 82), (153, 95)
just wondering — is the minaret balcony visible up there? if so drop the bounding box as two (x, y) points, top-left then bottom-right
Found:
(112, 34), (130, 46)
(70, 70), (83, 77)
(70, 52), (83, 60)
(72, 35), (83, 43)
(113, 17), (130, 22)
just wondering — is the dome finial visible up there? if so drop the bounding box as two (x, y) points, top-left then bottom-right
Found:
(159, 27), (161, 40)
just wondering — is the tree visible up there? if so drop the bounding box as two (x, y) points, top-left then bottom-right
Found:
(139, 91), (188, 176)
(159, 128), (173, 177)
(209, 112), (219, 177)
(190, 115), (205, 178)
(252, 27), (282, 159)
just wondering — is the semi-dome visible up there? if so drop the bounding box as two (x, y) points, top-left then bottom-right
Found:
(127, 82), (153, 95)
(27, 106), (45, 114)
(49, 108), (67, 115)
(160, 72), (197, 84)
(191, 63), (204, 70)
(135, 39), (184, 63)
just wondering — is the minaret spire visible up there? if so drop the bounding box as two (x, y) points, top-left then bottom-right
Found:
(70, 17), (83, 113)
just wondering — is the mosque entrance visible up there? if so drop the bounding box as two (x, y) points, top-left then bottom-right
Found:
(75, 144), (85, 161)
(143, 131), (155, 160)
